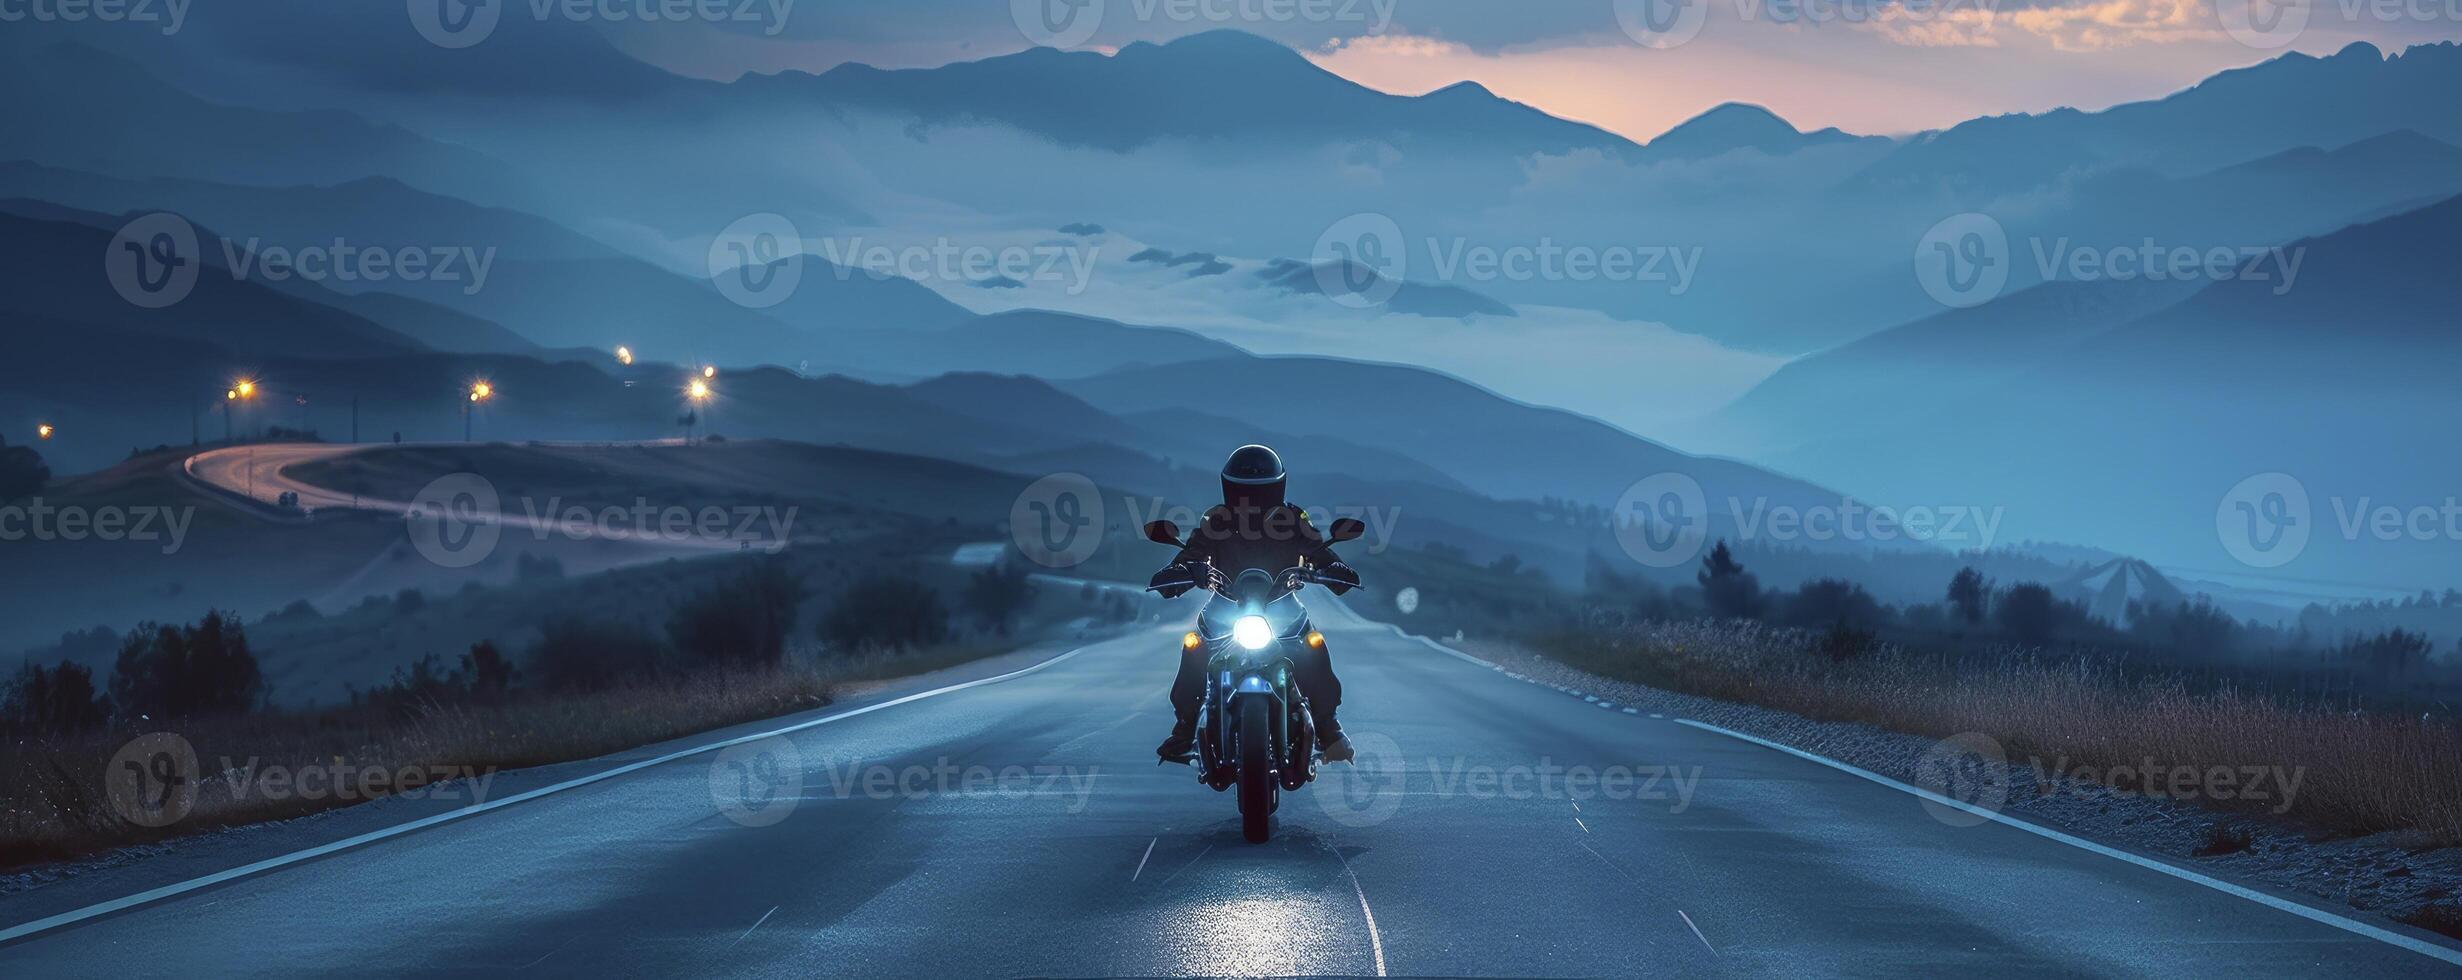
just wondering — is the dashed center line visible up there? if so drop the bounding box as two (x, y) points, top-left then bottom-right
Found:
(1678, 909), (1717, 955)
(1131, 837), (1157, 881)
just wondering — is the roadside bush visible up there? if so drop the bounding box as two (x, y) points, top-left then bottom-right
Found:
(527, 616), (667, 692)
(0, 437), (47, 503)
(108, 611), (265, 719)
(820, 575), (949, 654)
(1780, 579), (1887, 633)
(361, 641), (519, 719)
(963, 561), (1033, 635)
(667, 559), (806, 668)
(0, 661), (109, 736)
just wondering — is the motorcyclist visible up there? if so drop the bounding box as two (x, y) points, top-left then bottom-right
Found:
(1150, 445), (1360, 763)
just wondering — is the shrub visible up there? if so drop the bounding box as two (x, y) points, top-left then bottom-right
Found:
(1996, 583), (2068, 648)
(527, 616), (667, 692)
(0, 437), (47, 503)
(1781, 579), (1887, 633)
(1, 660), (109, 735)
(963, 561), (1034, 635)
(108, 612), (265, 719)
(820, 575), (950, 654)
(667, 559), (806, 668)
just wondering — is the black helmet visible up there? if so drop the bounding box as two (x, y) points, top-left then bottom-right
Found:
(1221, 444), (1286, 511)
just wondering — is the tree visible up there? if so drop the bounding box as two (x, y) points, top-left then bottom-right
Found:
(964, 561), (1035, 636)
(1, 660), (109, 735)
(460, 640), (516, 697)
(1996, 584), (2065, 649)
(0, 436), (48, 503)
(820, 575), (951, 654)
(1947, 567), (1990, 625)
(667, 559), (806, 668)
(108, 612), (265, 719)
(1696, 541), (1763, 621)
(1783, 579), (1887, 633)
(2336, 629), (2434, 676)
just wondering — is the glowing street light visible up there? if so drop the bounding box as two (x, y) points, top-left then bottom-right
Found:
(616, 346), (634, 366)
(234, 380), (256, 399)
(220, 379), (257, 443)
(685, 378), (713, 445)
(701, 365), (717, 380)
(36, 423), (55, 441)
(465, 381), (495, 442)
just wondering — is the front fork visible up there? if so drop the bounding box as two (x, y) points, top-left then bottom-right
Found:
(1199, 661), (1314, 790)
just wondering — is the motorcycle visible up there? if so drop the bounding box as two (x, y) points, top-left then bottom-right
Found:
(1143, 516), (1366, 843)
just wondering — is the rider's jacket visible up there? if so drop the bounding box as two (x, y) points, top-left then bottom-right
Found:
(1151, 503), (1359, 599)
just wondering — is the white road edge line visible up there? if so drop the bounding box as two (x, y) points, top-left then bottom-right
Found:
(1366, 612), (2462, 966)
(1674, 718), (2462, 967)
(0, 642), (1097, 946)
(1331, 843), (1388, 978)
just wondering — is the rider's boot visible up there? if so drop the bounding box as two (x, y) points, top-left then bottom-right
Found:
(1156, 715), (1198, 762)
(1316, 714), (1353, 763)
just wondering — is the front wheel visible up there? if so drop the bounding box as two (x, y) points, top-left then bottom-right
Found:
(1236, 696), (1277, 843)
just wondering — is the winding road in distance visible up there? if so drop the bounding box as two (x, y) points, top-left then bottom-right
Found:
(3, 597), (2457, 976)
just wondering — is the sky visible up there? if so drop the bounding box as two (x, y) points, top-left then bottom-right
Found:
(609, 0), (2461, 140)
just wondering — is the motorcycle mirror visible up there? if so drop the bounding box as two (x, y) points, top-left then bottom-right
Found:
(1144, 520), (1183, 546)
(1328, 517), (1368, 543)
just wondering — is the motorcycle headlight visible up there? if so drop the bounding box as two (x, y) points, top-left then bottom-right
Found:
(1233, 615), (1274, 651)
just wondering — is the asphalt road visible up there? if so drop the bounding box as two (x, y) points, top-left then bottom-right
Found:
(2, 600), (2455, 977)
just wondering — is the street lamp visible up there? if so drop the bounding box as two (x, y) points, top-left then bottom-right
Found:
(36, 423), (54, 441)
(701, 365), (717, 380)
(617, 346), (634, 366)
(222, 379), (257, 444)
(685, 378), (713, 445)
(465, 381), (495, 443)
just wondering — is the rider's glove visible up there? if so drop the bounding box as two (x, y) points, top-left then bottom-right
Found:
(1318, 561), (1360, 595)
(1148, 564), (1199, 599)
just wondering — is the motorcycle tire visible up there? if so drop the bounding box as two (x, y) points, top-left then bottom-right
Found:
(1236, 696), (1276, 843)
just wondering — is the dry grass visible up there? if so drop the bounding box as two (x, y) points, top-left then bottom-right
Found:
(0, 665), (832, 871)
(1534, 621), (2462, 844)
